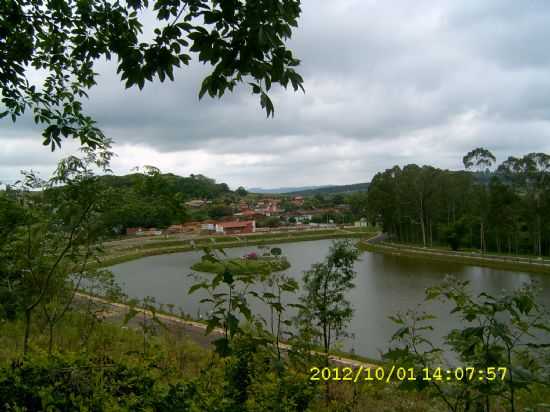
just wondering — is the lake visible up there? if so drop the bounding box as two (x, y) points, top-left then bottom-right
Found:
(109, 239), (550, 360)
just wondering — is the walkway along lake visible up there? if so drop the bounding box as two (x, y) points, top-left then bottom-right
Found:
(109, 239), (550, 360)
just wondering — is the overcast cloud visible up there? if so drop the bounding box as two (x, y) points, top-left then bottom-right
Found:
(2, 0), (550, 189)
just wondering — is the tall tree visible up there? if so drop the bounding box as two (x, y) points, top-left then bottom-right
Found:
(368, 150), (550, 257)
(297, 240), (360, 401)
(498, 153), (550, 256)
(462, 147), (496, 173)
(463, 148), (496, 252)
(1, 144), (115, 354)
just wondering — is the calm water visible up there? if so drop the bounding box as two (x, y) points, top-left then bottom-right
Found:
(109, 239), (550, 359)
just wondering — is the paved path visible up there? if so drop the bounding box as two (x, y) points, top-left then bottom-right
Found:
(363, 232), (387, 244)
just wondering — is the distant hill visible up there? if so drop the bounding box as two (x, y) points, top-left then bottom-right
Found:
(97, 172), (232, 199)
(287, 182), (370, 196)
(248, 185), (331, 194)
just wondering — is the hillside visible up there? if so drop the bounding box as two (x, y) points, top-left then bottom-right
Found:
(94, 172), (233, 232)
(287, 182), (370, 196)
(248, 185), (330, 194)
(98, 172), (231, 200)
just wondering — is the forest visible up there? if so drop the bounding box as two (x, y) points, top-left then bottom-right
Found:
(367, 149), (550, 256)
(97, 168), (233, 231)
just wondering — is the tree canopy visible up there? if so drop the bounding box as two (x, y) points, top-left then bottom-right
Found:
(367, 150), (550, 256)
(1, 0), (304, 150)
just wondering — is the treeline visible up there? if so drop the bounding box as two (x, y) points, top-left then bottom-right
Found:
(92, 168), (232, 232)
(287, 182), (370, 196)
(2, 167), (235, 235)
(367, 149), (550, 256)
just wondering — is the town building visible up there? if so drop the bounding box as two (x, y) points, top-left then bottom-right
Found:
(284, 211), (313, 224)
(126, 227), (163, 236)
(165, 222), (202, 234)
(354, 217), (368, 228)
(185, 199), (207, 208)
(126, 227), (144, 235)
(238, 200), (249, 211)
(215, 220), (256, 235)
(291, 196), (304, 207)
(200, 220), (217, 232)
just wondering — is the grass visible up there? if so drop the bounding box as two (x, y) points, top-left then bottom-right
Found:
(5, 308), (549, 412)
(0, 309), (440, 412)
(191, 256), (291, 275)
(362, 242), (550, 274)
(0, 311), (209, 379)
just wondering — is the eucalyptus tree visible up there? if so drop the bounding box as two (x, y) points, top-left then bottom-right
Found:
(1, 0), (304, 150)
(463, 148), (496, 253)
(367, 149), (550, 256)
(487, 177), (521, 254)
(367, 166), (402, 239)
(463, 147), (497, 173)
(498, 153), (550, 256)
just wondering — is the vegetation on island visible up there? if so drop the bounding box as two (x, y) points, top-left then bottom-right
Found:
(191, 249), (291, 275)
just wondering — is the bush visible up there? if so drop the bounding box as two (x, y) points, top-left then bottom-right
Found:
(0, 353), (194, 411)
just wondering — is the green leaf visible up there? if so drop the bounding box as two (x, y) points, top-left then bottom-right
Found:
(227, 313), (239, 336)
(222, 268), (234, 285)
(188, 283), (206, 294)
(392, 326), (410, 340)
(206, 317), (220, 335)
(213, 337), (231, 357)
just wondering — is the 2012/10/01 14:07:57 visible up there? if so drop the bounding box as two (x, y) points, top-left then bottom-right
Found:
(309, 366), (508, 383)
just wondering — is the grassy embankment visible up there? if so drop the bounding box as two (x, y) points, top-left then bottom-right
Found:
(0, 309), (440, 411)
(98, 228), (377, 268)
(3, 304), (548, 411)
(361, 241), (550, 274)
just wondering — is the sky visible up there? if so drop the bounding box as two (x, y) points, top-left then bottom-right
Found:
(2, 0), (550, 189)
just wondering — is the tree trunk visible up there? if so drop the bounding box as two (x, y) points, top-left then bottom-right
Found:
(48, 323), (54, 355)
(23, 309), (32, 355)
(480, 221), (485, 253)
(538, 217), (542, 256)
(418, 195), (426, 247)
(420, 214), (426, 247)
(429, 219), (433, 247)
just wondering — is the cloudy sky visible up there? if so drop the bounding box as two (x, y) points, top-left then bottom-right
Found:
(2, 0), (550, 189)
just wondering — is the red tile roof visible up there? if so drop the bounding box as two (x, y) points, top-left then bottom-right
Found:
(217, 220), (254, 228)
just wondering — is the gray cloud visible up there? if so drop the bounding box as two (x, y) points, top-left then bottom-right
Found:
(2, 0), (550, 187)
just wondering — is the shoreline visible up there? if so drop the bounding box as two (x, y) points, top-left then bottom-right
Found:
(361, 240), (550, 274)
(76, 291), (379, 368)
(84, 231), (382, 367)
(97, 229), (378, 268)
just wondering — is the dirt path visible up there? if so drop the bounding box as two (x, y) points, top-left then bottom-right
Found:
(363, 239), (550, 273)
(76, 292), (377, 369)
